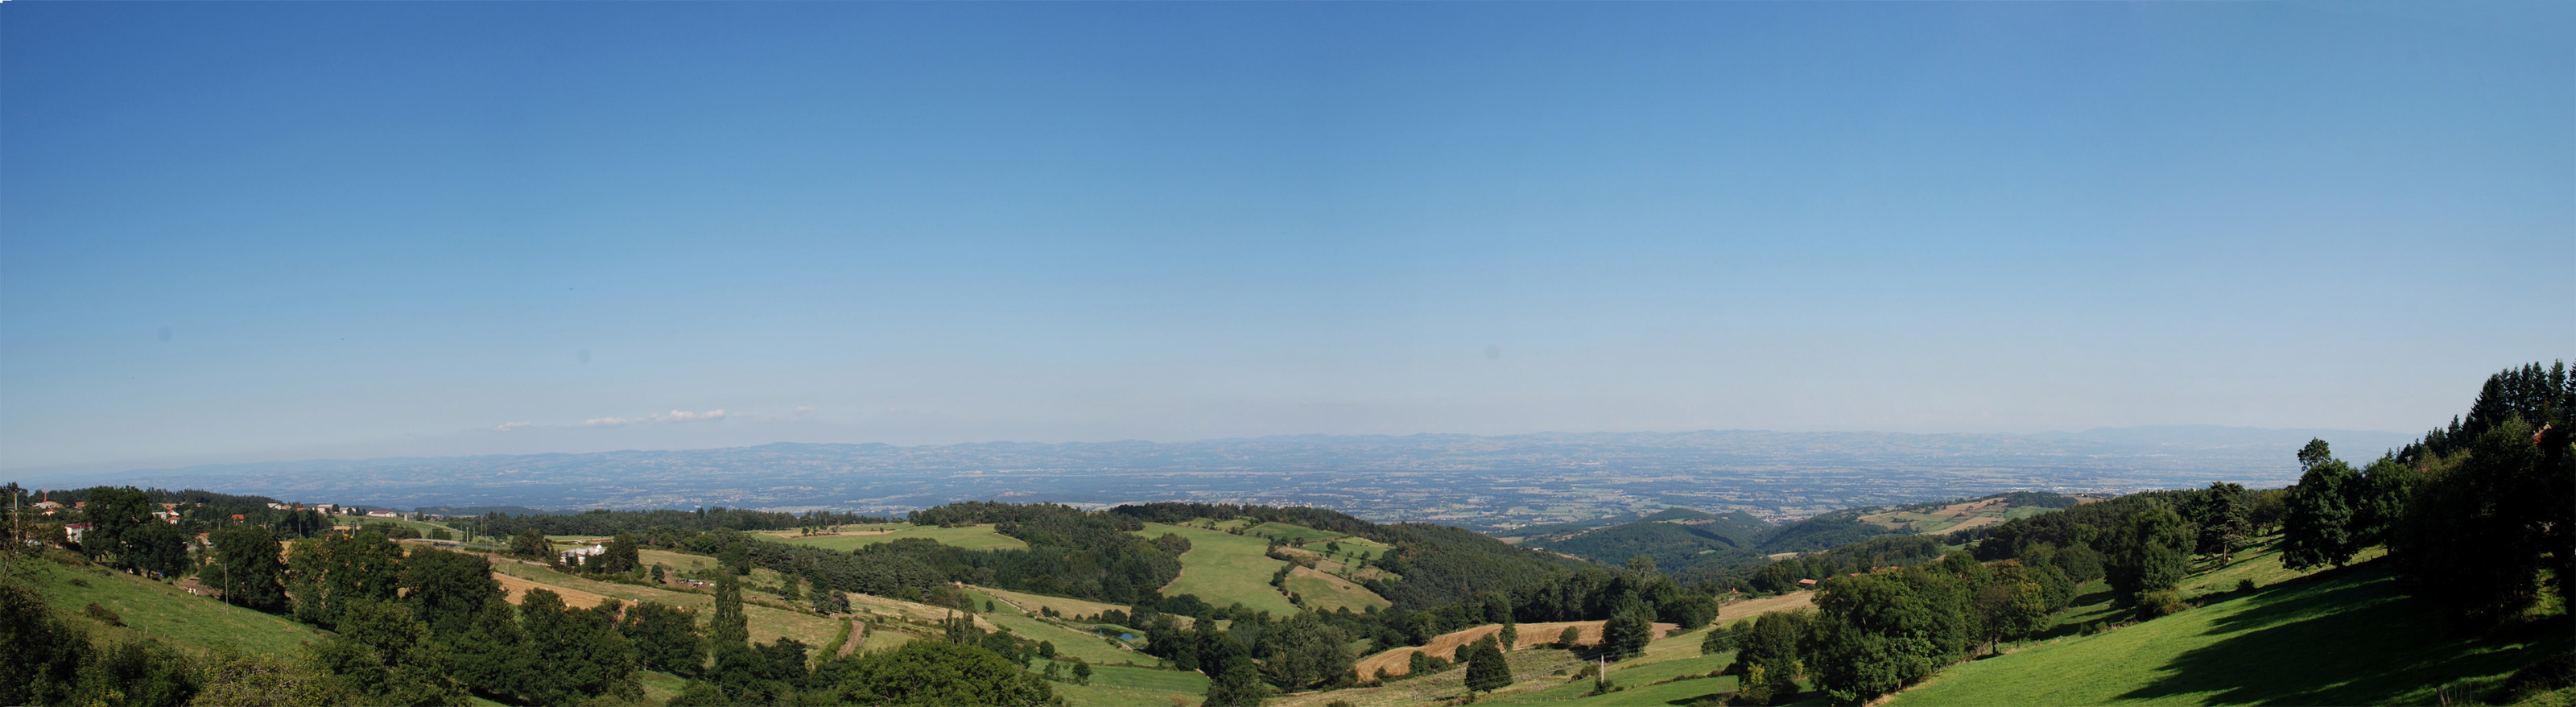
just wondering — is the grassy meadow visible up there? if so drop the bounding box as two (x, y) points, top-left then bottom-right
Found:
(20, 558), (328, 658)
(1045, 660), (1209, 707)
(1135, 522), (1299, 615)
(1885, 559), (2570, 707)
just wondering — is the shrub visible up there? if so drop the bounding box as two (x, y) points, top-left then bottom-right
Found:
(2134, 590), (2186, 620)
(2498, 651), (2576, 702)
(2236, 578), (2256, 593)
(85, 602), (123, 626)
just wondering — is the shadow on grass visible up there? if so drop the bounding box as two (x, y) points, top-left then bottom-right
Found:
(2117, 561), (2574, 705)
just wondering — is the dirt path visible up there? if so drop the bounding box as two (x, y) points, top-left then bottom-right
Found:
(837, 618), (864, 657)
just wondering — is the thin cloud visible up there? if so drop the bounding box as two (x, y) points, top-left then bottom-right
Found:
(646, 409), (727, 424)
(497, 408), (733, 432)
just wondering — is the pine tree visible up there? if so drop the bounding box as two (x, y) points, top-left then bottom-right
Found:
(1463, 639), (1512, 693)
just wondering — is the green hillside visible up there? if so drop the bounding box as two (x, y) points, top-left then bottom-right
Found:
(1525, 519), (1748, 570)
(1887, 560), (2570, 706)
(22, 558), (328, 658)
(1135, 522), (1300, 615)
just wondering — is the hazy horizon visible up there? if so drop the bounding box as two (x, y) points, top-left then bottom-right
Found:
(6, 2), (2570, 469)
(6, 423), (2427, 488)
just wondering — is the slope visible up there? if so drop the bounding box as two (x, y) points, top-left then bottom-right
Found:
(1885, 560), (2572, 706)
(23, 558), (328, 658)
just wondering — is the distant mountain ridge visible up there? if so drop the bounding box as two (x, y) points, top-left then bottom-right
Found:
(31, 426), (2415, 530)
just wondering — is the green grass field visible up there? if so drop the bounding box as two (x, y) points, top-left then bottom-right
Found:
(1886, 560), (2571, 706)
(23, 558), (328, 658)
(1046, 661), (1210, 707)
(1282, 568), (1391, 613)
(984, 611), (1153, 667)
(754, 524), (1029, 552)
(1247, 522), (1344, 544)
(1135, 522), (1298, 615)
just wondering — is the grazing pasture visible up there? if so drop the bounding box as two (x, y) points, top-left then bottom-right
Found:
(22, 560), (324, 658)
(1133, 522), (1298, 615)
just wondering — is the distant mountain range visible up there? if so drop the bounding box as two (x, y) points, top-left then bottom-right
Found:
(18, 426), (2414, 530)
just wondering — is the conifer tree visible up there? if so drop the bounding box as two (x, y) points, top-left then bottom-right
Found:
(1463, 637), (1512, 693)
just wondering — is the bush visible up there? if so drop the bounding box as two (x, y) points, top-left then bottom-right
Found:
(2498, 651), (2576, 702)
(85, 602), (122, 626)
(2236, 578), (2256, 593)
(2134, 590), (2186, 620)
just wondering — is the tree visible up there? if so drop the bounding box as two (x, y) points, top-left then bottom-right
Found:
(1726, 610), (1809, 705)
(209, 525), (289, 614)
(121, 521), (191, 577)
(1071, 659), (1092, 685)
(1204, 658), (1268, 707)
(1699, 622), (1734, 655)
(308, 599), (464, 705)
(1497, 621), (1517, 651)
(2282, 440), (2362, 570)
(2191, 482), (2251, 565)
(508, 528), (550, 560)
(195, 653), (352, 706)
(2104, 507), (2194, 617)
(1555, 625), (1581, 647)
(2351, 457), (2419, 547)
(444, 594), (534, 699)
(1463, 637), (1512, 693)
(712, 573), (749, 647)
(621, 602), (707, 676)
(598, 532), (642, 574)
(2393, 416), (2570, 631)
(400, 547), (499, 635)
(517, 590), (642, 704)
(1981, 561), (2052, 645)
(0, 582), (89, 706)
(1809, 573), (1951, 703)
(289, 531), (406, 630)
(823, 640), (1060, 706)
(1599, 602), (1654, 660)
(80, 486), (153, 564)
(1255, 612), (1352, 692)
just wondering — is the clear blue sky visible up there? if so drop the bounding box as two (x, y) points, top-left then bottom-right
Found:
(4, 2), (2570, 472)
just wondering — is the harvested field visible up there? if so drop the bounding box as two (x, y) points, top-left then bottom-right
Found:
(1353, 619), (1678, 680)
(1720, 589), (1814, 620)
(497, 572), (616, 609)
(1282, 565), (1389, 613)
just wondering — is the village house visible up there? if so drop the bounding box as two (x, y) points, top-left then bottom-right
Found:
(64, 523), (91, 543)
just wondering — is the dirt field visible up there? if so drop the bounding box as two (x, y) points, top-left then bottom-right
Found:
(497, 571), (617, 609)
(1722, 589), (1815, 620)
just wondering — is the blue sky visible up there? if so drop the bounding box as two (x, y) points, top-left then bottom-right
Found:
(4, 2), (2570, 472)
